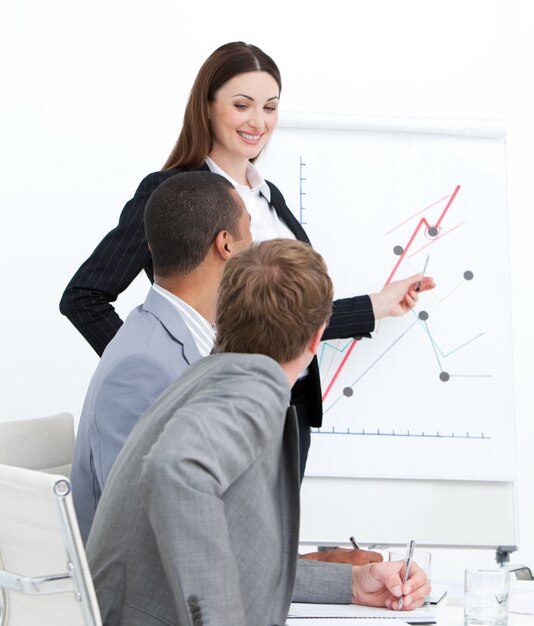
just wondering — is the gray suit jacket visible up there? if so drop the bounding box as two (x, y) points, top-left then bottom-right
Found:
(87, 353), (299, 626)
(71, 287), (202, 543)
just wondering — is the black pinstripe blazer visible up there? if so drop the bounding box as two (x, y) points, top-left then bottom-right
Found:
(60, 165), (375, 427)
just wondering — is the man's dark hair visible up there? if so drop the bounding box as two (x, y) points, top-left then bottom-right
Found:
(144, 171), (243, 277)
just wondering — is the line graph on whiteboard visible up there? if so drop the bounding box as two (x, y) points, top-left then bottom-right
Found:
(259, 123), (514, 479)
(317, 182), (493, 441)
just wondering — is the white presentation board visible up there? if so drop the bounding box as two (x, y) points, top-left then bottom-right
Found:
(258, 113), (516, 548)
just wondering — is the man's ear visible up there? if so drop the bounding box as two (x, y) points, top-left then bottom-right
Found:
(213, 230), (232, 260)
(309, 322), (327, 356)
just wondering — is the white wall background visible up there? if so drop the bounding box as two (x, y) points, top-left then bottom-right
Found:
(1, 0), (532, 581)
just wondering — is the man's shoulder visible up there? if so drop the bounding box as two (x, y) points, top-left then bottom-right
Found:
(140, 353), (294, 477)
(191, 352), (286, 385)
(91, 300), (187, 387)
(109, 290), (191, 353)
(84, 290), (197, 410)
(101, 303), (164, 358)
(164, 352), (290, 412)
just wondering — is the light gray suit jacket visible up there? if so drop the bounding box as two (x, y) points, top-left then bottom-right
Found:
(71, 287), (202, 543)
(87, 353), (300, 626)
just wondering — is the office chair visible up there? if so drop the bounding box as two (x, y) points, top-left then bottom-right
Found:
(0, 463), (101, 625)
(0, 412), (75, 477)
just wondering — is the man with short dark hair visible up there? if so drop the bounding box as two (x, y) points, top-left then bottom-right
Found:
(86, 239), (429, 626)
(71, 171), (252, 543)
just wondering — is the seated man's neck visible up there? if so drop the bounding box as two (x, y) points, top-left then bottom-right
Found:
(155, 268), (220, 325)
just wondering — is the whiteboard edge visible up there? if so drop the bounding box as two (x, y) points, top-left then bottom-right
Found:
(278, 111), (507, 140)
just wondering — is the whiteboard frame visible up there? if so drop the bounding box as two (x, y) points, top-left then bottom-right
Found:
(299, 476), (518, 550)
(278, 111), (507, 140)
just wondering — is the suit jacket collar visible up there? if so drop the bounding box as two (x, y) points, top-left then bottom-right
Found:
(142, 288), (202, 365)
(265, 181), (310, 244)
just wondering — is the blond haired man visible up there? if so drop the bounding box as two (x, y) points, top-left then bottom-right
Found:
(86, 240), (429, 626)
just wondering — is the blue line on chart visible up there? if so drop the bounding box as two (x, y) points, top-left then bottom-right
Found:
(424, 319), (444, 371)
(321, 312), (488, 375)
(299, 156), (307, 225)
(311, 428), (491, 440)
(414, 310), (485, 358)
(321, 310), (491, 414)
(324, 318), (419, 415)
(437, 333), (485, 358)
(319, 338), (354, 368)
(417, 314), (492, 379)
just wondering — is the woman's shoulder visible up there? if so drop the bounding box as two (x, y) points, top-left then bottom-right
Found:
(134, 168), (185, 196)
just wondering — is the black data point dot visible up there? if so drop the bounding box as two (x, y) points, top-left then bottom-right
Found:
(343, 387), (354, 397)
(428, 226), (438, 237)
(439, 372), (450, 382)
(393, 245), (404, 256)
(419, 311), (429, 321)
(464, 270), (474, 281)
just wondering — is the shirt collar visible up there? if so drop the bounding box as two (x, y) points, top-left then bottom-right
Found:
(152, 284), (214, 332)
(205, 156), (271, 203)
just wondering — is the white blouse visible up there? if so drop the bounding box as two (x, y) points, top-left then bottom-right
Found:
(206, 157), (296, 242)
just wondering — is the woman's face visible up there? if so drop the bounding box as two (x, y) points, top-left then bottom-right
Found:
(208, 71), (279, 166)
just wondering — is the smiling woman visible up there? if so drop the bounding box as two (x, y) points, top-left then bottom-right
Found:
(207, 72), (280, 181)
(60, 41), (430, 480)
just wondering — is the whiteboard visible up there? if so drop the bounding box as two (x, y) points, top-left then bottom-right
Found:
(258, 113), (517, 548)
(298, 477), (517, 549)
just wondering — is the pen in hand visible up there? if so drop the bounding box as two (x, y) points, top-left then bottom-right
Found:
(398, 539), (416, 610)
(415, 256), (430, 292)
(349, 536), (360, 550)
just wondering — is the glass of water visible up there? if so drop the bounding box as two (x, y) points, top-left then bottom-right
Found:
(464, 569), (510, 626)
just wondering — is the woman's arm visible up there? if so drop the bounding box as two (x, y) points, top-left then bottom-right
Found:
(323, 295), (375, 341)
(59, 170), (178, 355)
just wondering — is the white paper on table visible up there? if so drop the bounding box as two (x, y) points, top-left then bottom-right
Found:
(286, 619), (409, 625)
(288, 603), (436, 623)
(429, 582), (447, 604)
(509, 580), (534, 615)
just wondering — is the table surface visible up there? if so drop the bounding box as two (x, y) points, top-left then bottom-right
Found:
(287, 581), (534, 625)
(436, 600), (531, 626)
(433, 580), (533, 626)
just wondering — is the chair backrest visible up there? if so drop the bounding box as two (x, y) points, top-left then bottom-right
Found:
(0, 413), (74, 477)
(0, 464), (102, 626)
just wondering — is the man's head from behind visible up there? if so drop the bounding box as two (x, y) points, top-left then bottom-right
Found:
(215, 239), (333, 365)
(144, 171), (250, 279)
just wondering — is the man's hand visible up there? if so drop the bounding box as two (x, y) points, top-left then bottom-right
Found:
(351, 560), (430, 610)
(369, 274), (436, 320)
(299, 547), (383, 566)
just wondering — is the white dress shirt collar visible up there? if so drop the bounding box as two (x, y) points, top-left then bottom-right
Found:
(152, 284), (215, 358)
(205, 156), (271, 203)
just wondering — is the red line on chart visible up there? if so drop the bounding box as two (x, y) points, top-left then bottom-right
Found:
(322, 184), (461, 402)
(385, 184), (460, 285)
(384, 194), (451, 236)
(406, 221), (466, 259)
(321, 339), (359, 400)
